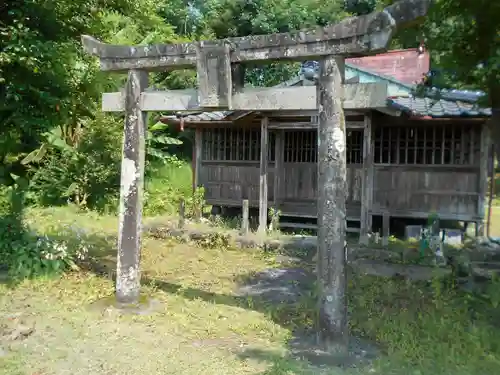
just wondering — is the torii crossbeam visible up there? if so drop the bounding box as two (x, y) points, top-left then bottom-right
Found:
(81, 0), (431, 352)
(82, 0), (429, 71)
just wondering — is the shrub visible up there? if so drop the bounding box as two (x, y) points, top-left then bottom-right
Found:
(28, 115), (191, 215)
(143, 162), (193, 216)
(0, 185), (88, 280)
(3, 226), (86, 280)
(29, 115), (122, 212)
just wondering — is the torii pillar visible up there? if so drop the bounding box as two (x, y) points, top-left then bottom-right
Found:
(81, 0), (431, 352)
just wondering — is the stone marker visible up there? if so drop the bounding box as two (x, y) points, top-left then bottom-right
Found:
(441, 229), (463, 246)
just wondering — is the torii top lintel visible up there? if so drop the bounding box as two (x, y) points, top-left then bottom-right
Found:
(81, 0), (431, 72)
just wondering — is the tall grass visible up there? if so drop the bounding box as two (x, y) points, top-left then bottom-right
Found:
(144, 161), (193, 216)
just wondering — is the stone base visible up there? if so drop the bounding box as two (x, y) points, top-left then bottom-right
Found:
(288, 332), (380, 369)
(90, 294), (161, 316)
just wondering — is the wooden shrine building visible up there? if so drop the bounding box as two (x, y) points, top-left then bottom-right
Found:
(161, 49), (492, 236)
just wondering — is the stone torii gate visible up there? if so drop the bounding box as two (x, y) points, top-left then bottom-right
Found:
(81, 0), (430, 349)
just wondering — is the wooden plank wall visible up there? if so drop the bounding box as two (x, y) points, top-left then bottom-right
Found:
(200, 163), (275, 204)
(197, 116), (487, 223)
(371, 120), (485, 221)
(279, 165), (362, 202)
(372, 166), (479, 219)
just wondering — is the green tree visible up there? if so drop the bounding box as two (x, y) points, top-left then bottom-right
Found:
(203, 0), (350, 86)
(0, 0), (138, 186)
(428, 1), (500, 154)
(1, 0), (195, 209)
(386, 0), (500, 154)
(344, 0), (377, 15)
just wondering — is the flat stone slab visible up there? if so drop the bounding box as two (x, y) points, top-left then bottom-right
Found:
(237, 260), (450, 307)
(274, 255), (303, 264)
(351, 259), (451, 281)
(442, 229), (463, 246)
(89, 295), (162, 316)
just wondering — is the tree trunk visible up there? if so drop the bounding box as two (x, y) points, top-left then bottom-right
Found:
(116, 69), (148, 305)
(316, 55), (348, 353)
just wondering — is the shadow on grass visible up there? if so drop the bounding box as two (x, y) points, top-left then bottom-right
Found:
(70, 231), (381, 372)
(237, 347), (328, 375)
(84, 242), (318, 334)
(8, 221), (500, 374)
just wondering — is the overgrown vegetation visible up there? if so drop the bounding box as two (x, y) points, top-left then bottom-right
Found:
(2, 0), (500, 373)
(2, 208), (500, 374)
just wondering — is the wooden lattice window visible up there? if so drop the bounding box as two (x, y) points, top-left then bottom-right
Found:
(284, 129), (363, 164)
(201, 127), (275, 162)
(284, 130), (317, 163)
(346, 130), (363, 164)
(374, 124), (481, 165)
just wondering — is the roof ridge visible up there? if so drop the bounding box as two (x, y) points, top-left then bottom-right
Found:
(387, 96), (491, 118)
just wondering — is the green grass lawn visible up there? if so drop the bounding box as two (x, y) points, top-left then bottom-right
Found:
(2, 206), (500, 375)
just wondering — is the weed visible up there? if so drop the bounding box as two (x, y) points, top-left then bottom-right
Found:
(188, 186), (205, 221)
(195, 231), (232, 249)
(210, 214), (225, 227)
(144, 162), (193, 216)
(3, 207), (500, 375)
(268, 207), (281, 233)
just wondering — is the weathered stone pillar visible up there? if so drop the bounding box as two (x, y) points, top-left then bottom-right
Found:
(116, 69), (148, 304)
(316, 55), (348, 352)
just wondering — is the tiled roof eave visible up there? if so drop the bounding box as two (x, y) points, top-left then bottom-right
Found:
(386, 97), (492, 119)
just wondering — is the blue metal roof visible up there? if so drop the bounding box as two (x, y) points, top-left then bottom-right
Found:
(387, 96), (491, 118)
(301, 61), (487, 102)
(301, 60), (414, 89)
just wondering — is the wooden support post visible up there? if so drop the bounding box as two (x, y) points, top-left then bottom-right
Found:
(241, 199), (249, 235)
(382, 211), (390, 247)
(178, 199), (185, 229)
(194, 128), (202, 190)
(258, 117), (269, 234)
(486, 144), (495, 238)
(273, 129), (284, 218)
(116, 69), (148, 305)
(477, 123), (490, 237)
(359, 113), (373, 245)
(316, 55), (347, 352)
